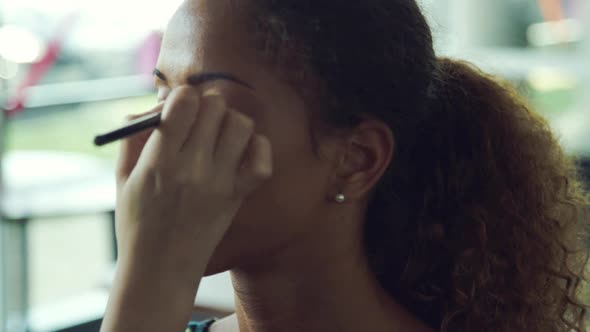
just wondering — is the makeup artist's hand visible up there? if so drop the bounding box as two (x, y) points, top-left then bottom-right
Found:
(114, 86), (272, 275)
(101, 87), (271, 332)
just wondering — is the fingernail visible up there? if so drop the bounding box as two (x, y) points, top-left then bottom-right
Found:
(203, 88), (222, 97)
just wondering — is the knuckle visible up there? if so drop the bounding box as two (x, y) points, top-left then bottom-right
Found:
(202, 90), (225, 108)
(230, 111), (255, 133)
(168, 170), (209, 192)
(168, 89), (199, 110)
(210, 180), (232, 196)
(173, 171), (192, 184)
(165, 88), (196, 108)
(202, 96), (227, 118)
(187, 173), (207, 188)
(254, 161), (273, 179)
(175, 85), (195, 96)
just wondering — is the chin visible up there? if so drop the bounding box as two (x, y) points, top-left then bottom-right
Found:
(203, 260), (231, 276)
(202, 246), (234, 276)
(202, 233), (248, 276)
(203, 237), (272, 276)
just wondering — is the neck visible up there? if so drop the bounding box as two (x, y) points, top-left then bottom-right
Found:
(229, 211), (432, 332)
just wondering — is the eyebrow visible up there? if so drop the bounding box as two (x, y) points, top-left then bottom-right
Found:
(153, 68), (254, 90)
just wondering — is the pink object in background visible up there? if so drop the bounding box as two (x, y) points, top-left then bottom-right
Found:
(5, 13), (79, 118)
(537, 0), (584, 20)
(137, 31), (163, 86)
(537, 0), (565, 21)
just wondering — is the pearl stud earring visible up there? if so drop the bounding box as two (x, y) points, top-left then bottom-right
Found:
(335, 193), (346, 203)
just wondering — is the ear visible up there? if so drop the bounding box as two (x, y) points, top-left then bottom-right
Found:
(331, 119), (394, 203)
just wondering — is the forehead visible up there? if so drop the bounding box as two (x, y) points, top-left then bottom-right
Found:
(157, 0), (254, 82)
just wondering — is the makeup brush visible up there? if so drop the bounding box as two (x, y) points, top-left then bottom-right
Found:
(94, 72), (253, 146)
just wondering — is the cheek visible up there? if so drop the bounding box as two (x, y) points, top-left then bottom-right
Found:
(209, 153), (324, 270)
(230, 117), (329, 236)
(205, 117), (330, 271)
(263, 115), (327, 215)
(236, 133), (325, 229)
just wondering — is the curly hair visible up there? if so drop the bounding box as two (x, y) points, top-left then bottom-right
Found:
(243, 0), (590, 330)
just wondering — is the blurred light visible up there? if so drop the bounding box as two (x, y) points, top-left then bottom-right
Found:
(527, 67), (577, 92)
(527, 19), (582, 47)
(0, 59), (19, 79)
(0, 25), (46, 64)
(3, 0), (81, 15)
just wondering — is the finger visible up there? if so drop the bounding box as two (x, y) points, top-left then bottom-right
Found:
(152, 86), (200, 159)
(213, 109), (255, 181)
(181, 89), (227, 162)
(235, 134), (273, 196)
(116, 103), (163, 182)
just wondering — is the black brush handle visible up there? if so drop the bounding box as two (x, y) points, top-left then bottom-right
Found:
(94, 72), (254, 147)
(94, 112), (161, 146)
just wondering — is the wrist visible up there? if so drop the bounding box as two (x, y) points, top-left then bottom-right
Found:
(118, 236), (213, 289)
(102, 253), (201, 332)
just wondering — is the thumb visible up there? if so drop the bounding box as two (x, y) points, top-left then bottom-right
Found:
(235, 134), (273, 196)
(116, 103), (164, 184)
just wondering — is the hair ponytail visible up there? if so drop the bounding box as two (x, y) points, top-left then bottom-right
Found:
(250, 1), (590, 330)
(370, 57), (590, 331)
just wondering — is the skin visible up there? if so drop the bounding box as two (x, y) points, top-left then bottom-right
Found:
(100, 0), (435, 331)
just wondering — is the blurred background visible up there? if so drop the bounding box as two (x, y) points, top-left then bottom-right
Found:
(0, 0), (588, 331)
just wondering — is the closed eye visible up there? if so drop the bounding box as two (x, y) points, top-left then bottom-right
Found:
(152, 68), (253, 90)
(153, 68), (167, 83)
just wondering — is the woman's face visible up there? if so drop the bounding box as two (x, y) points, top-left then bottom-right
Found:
(156, 0), (339, 273)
